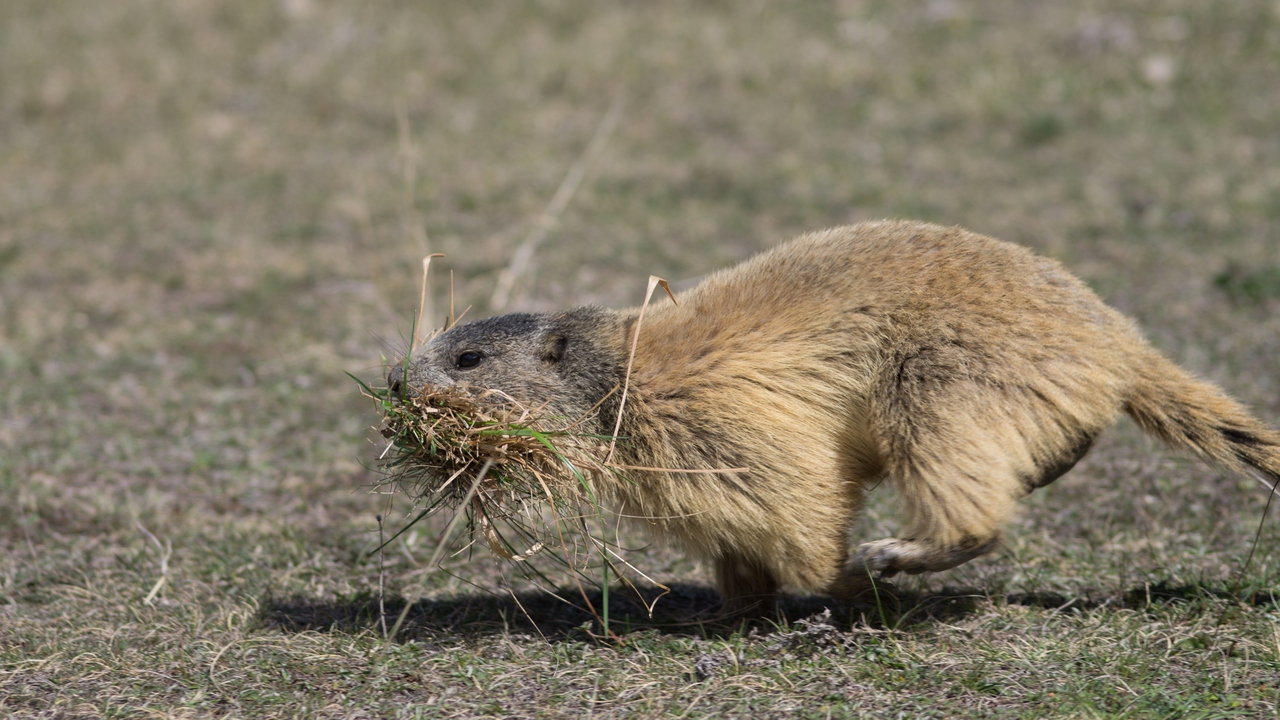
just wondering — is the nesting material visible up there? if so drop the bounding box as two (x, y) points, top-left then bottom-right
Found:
(365, 378), (617, 565)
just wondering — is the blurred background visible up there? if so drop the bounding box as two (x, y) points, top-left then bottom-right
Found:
(3, 0), (1280, 689)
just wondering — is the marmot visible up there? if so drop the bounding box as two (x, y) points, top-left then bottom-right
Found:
(393, 220), (1280, 614)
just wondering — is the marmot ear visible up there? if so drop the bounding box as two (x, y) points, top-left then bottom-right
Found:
(541, 333), (568, 366)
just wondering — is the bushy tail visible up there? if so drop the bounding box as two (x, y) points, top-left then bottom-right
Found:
(1124, 352), (1280, 492)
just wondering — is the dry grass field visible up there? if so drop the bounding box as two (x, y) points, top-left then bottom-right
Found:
(4, 1), (1280, 717)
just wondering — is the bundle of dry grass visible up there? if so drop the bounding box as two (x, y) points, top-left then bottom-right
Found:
(359, 373), (621, 569)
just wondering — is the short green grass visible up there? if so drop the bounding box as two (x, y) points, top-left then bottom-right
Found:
(3, 1), (1280, 717)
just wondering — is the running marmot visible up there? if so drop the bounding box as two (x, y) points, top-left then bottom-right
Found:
(393, 220), (1280, 614)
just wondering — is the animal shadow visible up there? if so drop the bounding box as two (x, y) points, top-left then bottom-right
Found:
(257, 581), (1273, 643)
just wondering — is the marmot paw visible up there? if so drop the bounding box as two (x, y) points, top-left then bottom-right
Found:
(852, 536), (999, 578)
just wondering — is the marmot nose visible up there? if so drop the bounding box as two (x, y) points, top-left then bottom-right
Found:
(386, 363), (405, 396)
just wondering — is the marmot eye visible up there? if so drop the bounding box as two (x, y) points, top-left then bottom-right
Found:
(456, 351), (484, 369)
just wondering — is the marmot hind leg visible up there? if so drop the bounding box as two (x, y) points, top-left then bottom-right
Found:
(849, 423), (1101, 577)
(849, 341), (1110, 579)
(849, 422), (1100, 573)
(848, 430), (1027, 578)
(853, 532), (1002, 577)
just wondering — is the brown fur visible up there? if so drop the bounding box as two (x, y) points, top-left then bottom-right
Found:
(398, 220), (1280, 615)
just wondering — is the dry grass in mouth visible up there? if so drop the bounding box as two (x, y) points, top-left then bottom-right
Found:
(363, 376), (604, 551)
(354, 366), (664, 626)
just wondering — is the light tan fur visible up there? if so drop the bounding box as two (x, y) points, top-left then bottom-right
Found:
(401, 220), (1280, 615)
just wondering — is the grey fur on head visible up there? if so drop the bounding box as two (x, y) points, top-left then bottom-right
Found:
(396, 305), (629, 429)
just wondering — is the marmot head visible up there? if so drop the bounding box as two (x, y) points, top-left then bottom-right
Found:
(392, 306), (627, 427)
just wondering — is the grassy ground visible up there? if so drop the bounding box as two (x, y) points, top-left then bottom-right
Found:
(3, 1), (1280, 717)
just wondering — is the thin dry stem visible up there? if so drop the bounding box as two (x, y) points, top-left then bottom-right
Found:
(425, 458), (496, 570)
(377, 514), (388, 639)
(606, 275), (675, 465)
(414, 254), (446, 351)
(605, 463), (748, 474)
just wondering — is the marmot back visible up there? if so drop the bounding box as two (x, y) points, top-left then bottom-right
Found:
(400, 220), (1280, 615)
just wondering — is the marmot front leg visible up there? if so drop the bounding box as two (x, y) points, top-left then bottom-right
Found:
(715, 553), (779, 617)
